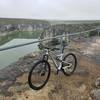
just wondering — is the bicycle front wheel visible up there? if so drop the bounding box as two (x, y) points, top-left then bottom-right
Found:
(28, 60), (50, 90)
(62, 53), (77, 76)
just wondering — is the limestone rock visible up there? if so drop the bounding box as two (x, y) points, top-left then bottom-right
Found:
(91, 89), (100, 100)
(95, 77), (100, 89)
(78, 84), (86, 93)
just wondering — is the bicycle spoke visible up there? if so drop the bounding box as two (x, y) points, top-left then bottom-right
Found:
(28, 60), (50, 90)
(62, 53), (77, 76)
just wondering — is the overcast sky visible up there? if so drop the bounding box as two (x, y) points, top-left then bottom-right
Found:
(0, 0), (100, 20)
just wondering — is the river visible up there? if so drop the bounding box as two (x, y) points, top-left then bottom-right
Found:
(0, 39), (39, 69)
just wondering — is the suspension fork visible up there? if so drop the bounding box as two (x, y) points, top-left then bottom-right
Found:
(41, 49), (49, 72)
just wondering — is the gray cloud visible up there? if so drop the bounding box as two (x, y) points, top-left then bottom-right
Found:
(0, 0), (100, 20)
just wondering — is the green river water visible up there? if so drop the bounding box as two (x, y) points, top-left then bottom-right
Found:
(0, 39), (39, 69)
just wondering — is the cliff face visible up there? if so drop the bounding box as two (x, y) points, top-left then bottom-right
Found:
(0, 18), (100, 46)
(0, 23), (50, 33)
(0, 18), (50, 35)
(0, 18), (50, 45)
(0, 18), (100, 37)
(39, 23), (100, 47)
(53, 23), (100, 32)
(41, 23), (100, 38)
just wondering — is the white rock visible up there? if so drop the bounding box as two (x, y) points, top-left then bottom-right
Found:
(95, 77), (100, 89)
(91, 89), (100, 100)
(78, 84), (86, 93)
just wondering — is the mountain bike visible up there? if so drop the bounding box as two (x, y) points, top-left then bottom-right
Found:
(28, 37), (77, 90)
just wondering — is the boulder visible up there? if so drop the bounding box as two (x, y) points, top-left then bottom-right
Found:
(95, 77), (100, 89)
(91, 89), (100, 100)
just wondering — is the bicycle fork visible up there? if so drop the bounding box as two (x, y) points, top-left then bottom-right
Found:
(56, 37), (64, 74)
(58, 54), (63, 70)
(57, 36), (65, 74)
(56, 53), (63, 74)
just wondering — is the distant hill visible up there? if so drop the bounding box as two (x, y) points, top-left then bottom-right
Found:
(1, 18), (100, 25)
(0, 18), (50, 25)
(49, 20), (100, 25)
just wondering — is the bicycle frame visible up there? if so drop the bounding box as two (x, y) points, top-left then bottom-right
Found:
(43, 37), (72, 71)
(48, 49), (64, 70)
(28, 34), (77, 90)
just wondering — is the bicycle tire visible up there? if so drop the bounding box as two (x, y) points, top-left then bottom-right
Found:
(62, 53), (77, 76)
(28, 60), (50, 90)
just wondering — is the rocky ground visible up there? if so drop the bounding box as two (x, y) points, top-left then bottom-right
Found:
(0, 36), (100, 100)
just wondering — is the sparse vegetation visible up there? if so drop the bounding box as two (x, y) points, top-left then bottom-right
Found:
(0, 18), (49, 25)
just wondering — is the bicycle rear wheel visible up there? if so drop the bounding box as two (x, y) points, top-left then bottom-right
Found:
(62, 53), (77, 76)
(28, 60), (50, 90)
